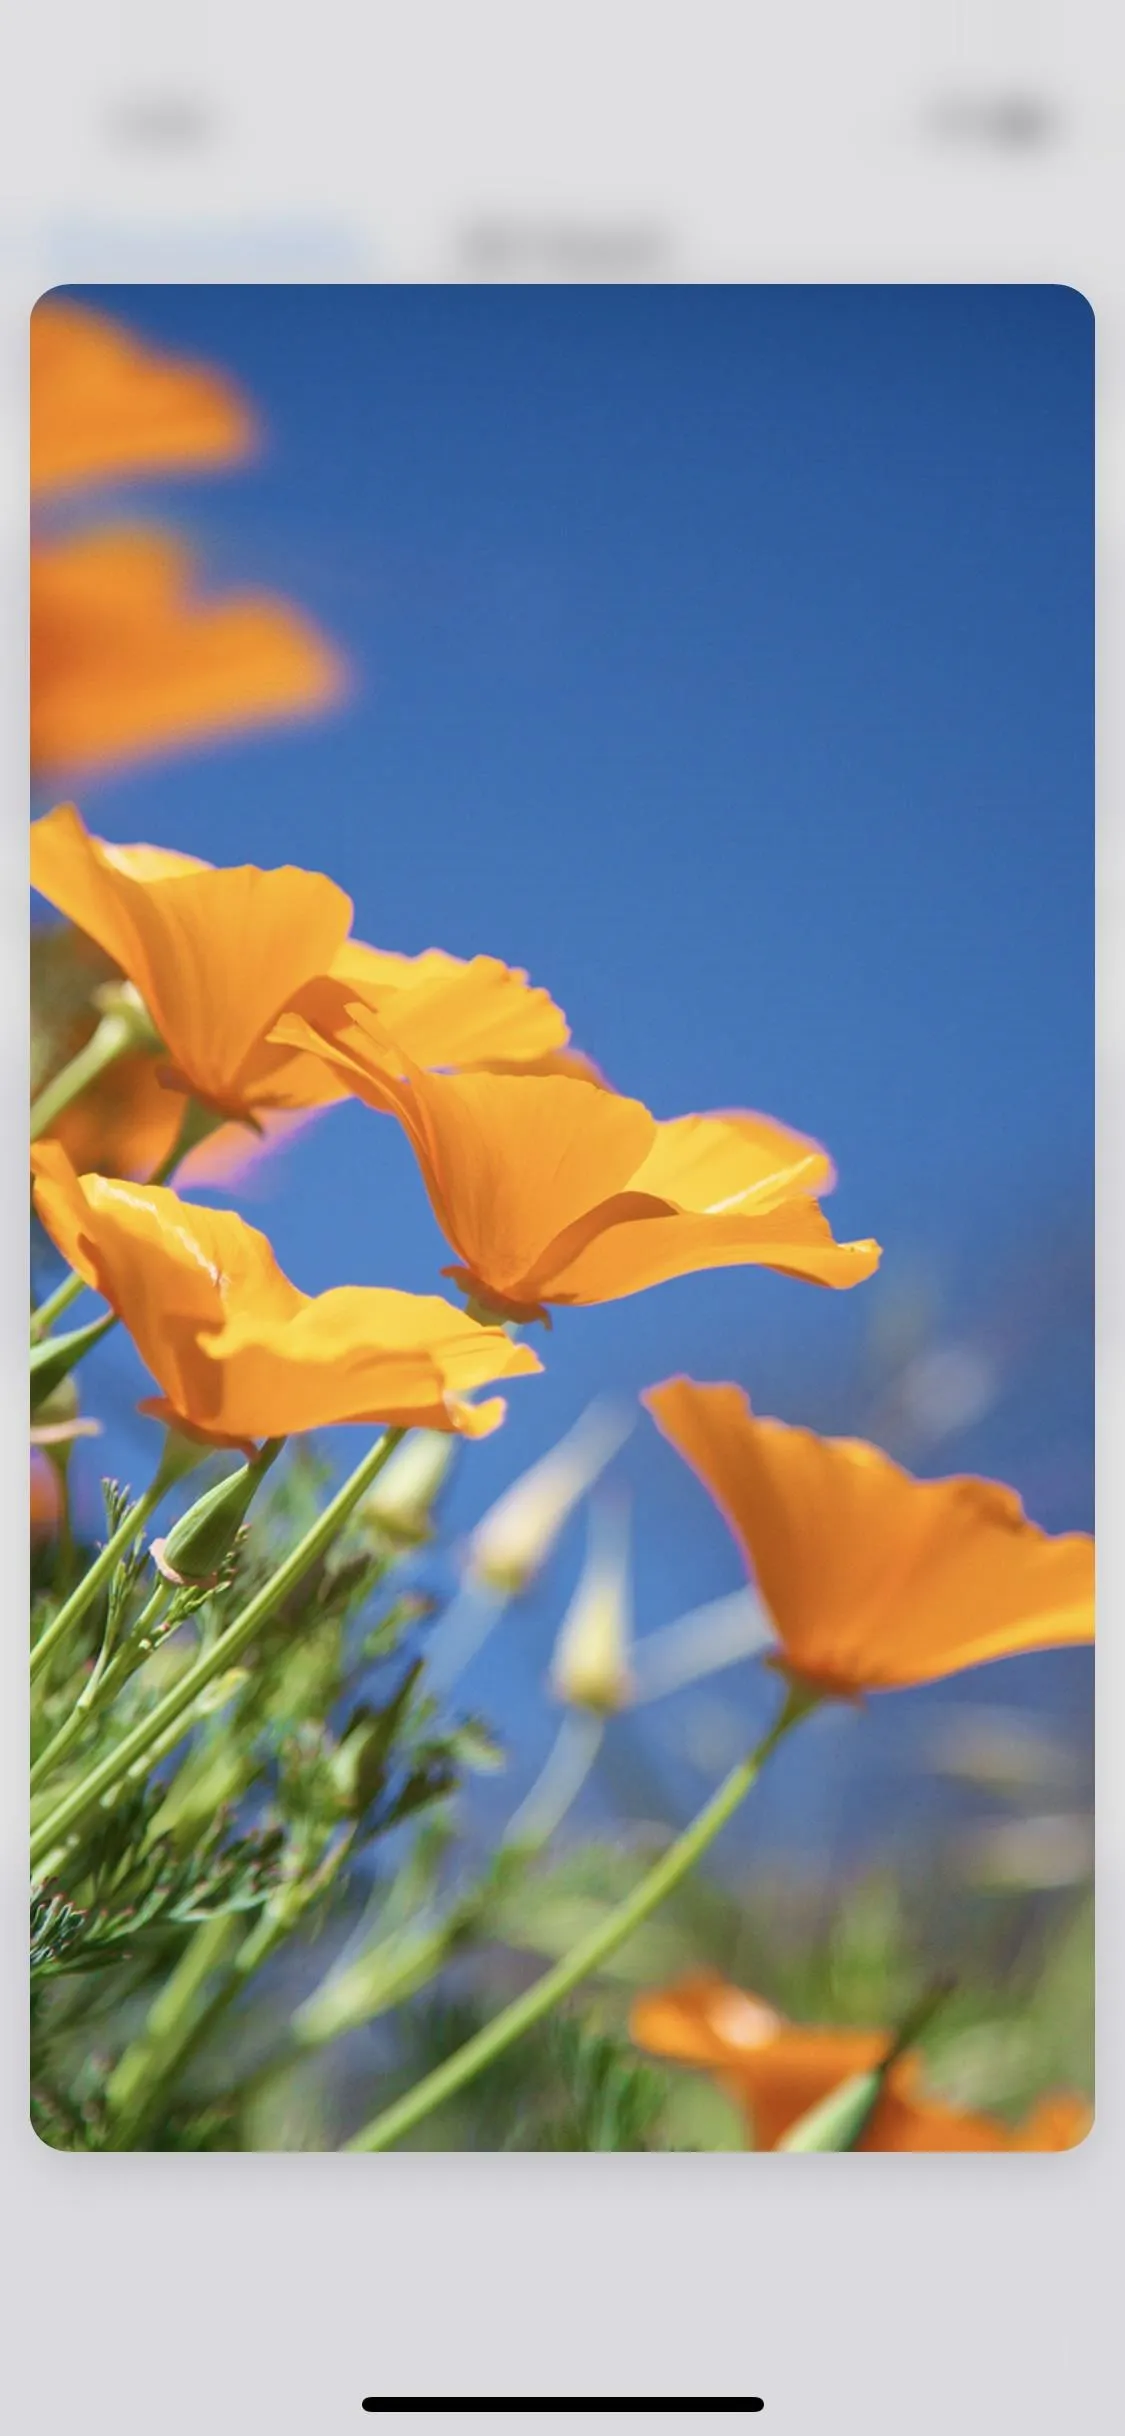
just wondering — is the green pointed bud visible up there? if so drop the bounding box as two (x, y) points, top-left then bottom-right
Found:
(775, 1977), (954, 2151)
(153, 1438), (284, 1587)
(550, 1491), (634, 1715)
(30, 1311), (116, 1414)
(360, 1429), (457, 1547)
(775, 2066), (885, 2152)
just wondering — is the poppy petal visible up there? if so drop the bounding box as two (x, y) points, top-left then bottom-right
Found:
(32, 528), (346, 778)
(32, 297), (256, 496)
(31, 805), (354, 1113)
(643, 1377), (1095, 1691)
(30, 1142), (540, 1445)
(631, 1111), (836, 1212)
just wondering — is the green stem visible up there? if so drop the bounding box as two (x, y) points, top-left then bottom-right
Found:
(30, 1583), (170, 1792)
(345, 1684), (814, 2153)
(31, 1270), (88, 1339)
(29, 1484), (163, 1686)
(104, 1911), (243, 2147)
(30, 1011), (136, 1142)
(31, 1429), (405, 1874)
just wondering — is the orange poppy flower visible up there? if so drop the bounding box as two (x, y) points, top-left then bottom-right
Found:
(629, 1976), (1092, 2152)
(319, 940), (569, 1076)
(32, 805), (574, 1128)
(31, 296), (257, 497)
(272, 999), (880, 1321)
(31, 526), (346, 779)
(642, 1378), (1094, 1693)
(30, 1142), (542, 1448)
(31, 803), (355, 1123)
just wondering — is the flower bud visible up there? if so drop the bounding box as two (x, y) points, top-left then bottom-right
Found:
(90, 978), (163, 1054)
(465, 1400), (631, 1598)
(550, 1491), (634, 1715)
(153, 1438), (282, 1587)
(30, 1311), (115, 1414)
(360, 1429), (457, 1547)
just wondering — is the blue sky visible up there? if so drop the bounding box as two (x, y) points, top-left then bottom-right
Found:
(40, 284), (1093, 1849)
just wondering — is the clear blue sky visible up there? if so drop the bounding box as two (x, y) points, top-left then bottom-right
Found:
(44, 283), (1093, 1850)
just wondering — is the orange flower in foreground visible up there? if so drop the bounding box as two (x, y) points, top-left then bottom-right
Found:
(30, 1142), (541, 1447)
(272, 999), (881, 1320)
(629, 1977), (1091, 2152)
(642, 1378), (1094, 1693)
(31, 805), (573, 1130)
(32, 803), (354, 1122)
(31, 296), (256, 497)
(31, 527), (346, 778)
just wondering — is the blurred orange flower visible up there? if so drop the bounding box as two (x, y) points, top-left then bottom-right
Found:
(642, 1377), (1094, 1693)
(30, 1142), (541, 1448)
(31, 296), (256, 497)
(31, 528), (346, 779)
(30, 1451), (61, 1547)
(32, 805), (575, 1136)
(629, 1976), (1092, 2151)
(273, 1000), (880, 1320)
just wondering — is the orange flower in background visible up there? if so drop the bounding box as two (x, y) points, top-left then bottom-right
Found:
(32, 805), (576, 1138)
(273, 999), (881, 1320)
(30, 1142), (542, 1447)
(31, 527), (347, 779)
(629, 1976), (1092, 2152)
(642, 1378), (1094, 1693)
(31, 296), (256, 497)
(30, 1451), (61, 1547)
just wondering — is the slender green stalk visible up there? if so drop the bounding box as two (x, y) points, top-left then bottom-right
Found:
(30, 1010), (137, 1141)
(345, 1685), (815, 2153)
(500, 1709), (604, 1853)
(30, 1582), (170, 1792)
(104, 1911), (243, 2147)
(30, 1269), (88, 1339)
(30, 1484), (164, 1686)
(31, 1429), (405, 1873)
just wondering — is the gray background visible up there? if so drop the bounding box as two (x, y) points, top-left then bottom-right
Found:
(4, 4), (1118, 2427)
